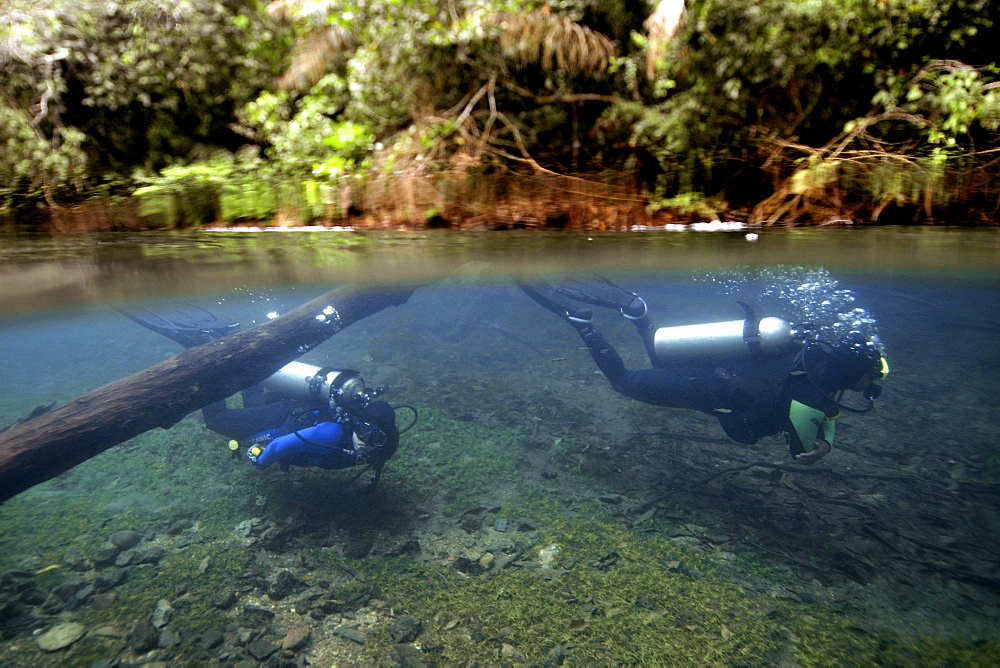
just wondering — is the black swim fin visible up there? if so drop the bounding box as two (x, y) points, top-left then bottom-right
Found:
(556, 277), (647, 318)
(0, 403), (56, 433)
(517, 281), (586, 319)
(117, 304), (240, 348)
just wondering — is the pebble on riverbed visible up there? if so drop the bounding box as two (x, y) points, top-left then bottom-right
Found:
(35, 622), (86, 652)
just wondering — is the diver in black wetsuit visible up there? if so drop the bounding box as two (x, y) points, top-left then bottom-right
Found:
(118, 304), (405, 491)
(520, 278), (888, 464)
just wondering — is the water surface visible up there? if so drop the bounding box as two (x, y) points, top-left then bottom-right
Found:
(1, 227), (998, 665)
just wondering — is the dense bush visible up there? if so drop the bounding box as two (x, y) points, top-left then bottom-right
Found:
(2, 0), (997, 226)
(626, 0), (998, 212)
(1, 1), (286, 203)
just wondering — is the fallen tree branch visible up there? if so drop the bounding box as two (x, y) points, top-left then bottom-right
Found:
(0, 285), (415, 503)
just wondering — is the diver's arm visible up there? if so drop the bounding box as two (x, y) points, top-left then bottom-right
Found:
(788, 400), (835, 465)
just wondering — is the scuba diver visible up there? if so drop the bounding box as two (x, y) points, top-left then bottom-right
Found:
(119, 305), (412, 491)
(519, 278), (888, 465)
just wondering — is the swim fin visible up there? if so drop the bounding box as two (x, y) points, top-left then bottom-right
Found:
(117, 304), (240, 348)
(556, 277), (647, 318)
(517, 281), (591, 321)
(0, 403), (56, 433)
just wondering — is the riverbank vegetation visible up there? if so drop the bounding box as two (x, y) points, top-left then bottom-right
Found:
(2, 0), (997, 230)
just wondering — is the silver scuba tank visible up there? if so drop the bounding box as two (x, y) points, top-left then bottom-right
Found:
(653, 316), (794, 361)
(263, 361), (367, 409)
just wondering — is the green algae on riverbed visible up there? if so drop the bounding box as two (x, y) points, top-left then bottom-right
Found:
(2, 409), (999, 665)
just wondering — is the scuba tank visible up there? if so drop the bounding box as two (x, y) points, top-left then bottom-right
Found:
(653, 304), (795, 362)
(264, 361), (374, 410)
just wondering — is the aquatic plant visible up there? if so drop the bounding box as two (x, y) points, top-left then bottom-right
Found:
(366, 498), (1000, 665)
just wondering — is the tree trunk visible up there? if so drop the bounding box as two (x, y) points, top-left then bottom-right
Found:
(0, 285), (415, 503)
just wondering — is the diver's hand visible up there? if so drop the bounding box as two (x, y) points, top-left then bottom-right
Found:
(795, 439), (831, 465)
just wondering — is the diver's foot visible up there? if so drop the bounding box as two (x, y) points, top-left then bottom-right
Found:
(166, 321), (240, 348)
(621, 295), (648, 319)
(175, 327), (235, 348)
(556, 277), (645, 315)
(567, 308), (593, 328)
(519, 281), (578, 320)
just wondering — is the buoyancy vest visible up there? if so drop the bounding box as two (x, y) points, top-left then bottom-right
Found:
(706, 349), (802, 445)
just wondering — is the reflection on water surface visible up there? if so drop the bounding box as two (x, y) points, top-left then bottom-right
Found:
(2, 226), (998, 313)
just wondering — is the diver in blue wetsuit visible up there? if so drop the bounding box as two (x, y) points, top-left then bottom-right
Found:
(119, 305), (404, 491)
(520, 278), (888, 465)
(203, 362), (400, 488)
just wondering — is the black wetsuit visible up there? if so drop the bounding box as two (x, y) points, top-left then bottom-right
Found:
(202, 383), (295, 442)
(576, 317), (839, 456)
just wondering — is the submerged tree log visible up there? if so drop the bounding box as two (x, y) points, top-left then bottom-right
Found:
(0, 286), (415, 503)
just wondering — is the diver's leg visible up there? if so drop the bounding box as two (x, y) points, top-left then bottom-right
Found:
(569, 316), (630, 389)
(202, 400), (291, 441)
(552, 278), (660, 365)
(522, 279), (668, 397)
(522, 281), (703, 409)
(521, 279), (643, 387)
(240, 382), (267, 408)
(520, 280), (630, 386)
(572, 318), (706, 410)
(625, 311), (659, 366)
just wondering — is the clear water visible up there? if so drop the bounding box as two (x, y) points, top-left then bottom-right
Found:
(1, 227), (998, 664)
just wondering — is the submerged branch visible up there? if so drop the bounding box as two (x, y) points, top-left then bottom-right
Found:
(0, 286), (415, 503)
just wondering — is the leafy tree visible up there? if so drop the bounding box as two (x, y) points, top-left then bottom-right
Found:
(623, 0), (998, 220)
(244, 1), (643, 181)
(1, 2), (86, 200)
(1, 0), (287, 207)
(3, 0), (998, 225)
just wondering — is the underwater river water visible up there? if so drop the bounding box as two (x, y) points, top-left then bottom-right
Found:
(0, 226), (998, 665)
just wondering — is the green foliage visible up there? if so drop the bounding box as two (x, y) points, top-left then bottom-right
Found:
(241, 73), (371, 175)
(633, 0), (998, 206)
(872, 61), (1000, 147)
(648, 192), (723, 220)
(749, 57), (1000, 223)
(3, 0), (999, 223)
(1, 2), (86, 197)
(133, 154), (281, 226)
(1, 0), (288, 203)
(0, 105), (88, 196)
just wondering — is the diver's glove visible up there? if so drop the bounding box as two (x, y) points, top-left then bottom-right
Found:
(794, 439), (831, 465)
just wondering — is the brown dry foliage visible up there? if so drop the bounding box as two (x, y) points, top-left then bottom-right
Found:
(498, 9), (619, 78)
